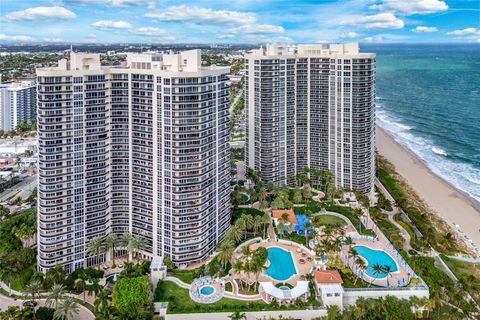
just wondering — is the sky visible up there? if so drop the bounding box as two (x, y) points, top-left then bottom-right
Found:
(0, 0), (479, 44)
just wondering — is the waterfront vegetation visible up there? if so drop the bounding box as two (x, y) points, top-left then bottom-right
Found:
(375, 155), (480, 318)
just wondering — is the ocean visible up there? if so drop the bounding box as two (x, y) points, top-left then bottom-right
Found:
(363, 43), (480, 204)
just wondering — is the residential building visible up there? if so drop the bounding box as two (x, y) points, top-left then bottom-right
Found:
(245, 43), (375, 194)
(0, 80), (36, 131)
(36, 50), (231, 273)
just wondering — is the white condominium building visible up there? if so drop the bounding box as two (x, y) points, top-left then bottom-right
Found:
(36, 50), (231, 273)
(245, 43), (375, 194)
(0, 80), (36, 131)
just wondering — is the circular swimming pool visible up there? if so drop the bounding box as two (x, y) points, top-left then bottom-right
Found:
(278, 286), (290, 291)
(199, 285), (215, 295)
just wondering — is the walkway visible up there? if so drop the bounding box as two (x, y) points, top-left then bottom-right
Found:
(383, 209), (412, 251)
(165, 309), (327, 320)
(0, 281), (95, 319)
(0, 290), (94, 320)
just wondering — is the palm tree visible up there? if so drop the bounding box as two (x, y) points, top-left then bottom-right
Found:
(46, 283), (65, 309)
(251, 257), (263, 291)
(226, 224), (243, 244)
(241, 245), (253, 261)
(45, 264), (65, 288)
(217, 240), (235, 268)
(235, 216), (248, 239)
(74, 271), (89, 302)
(304, 221), (312, 244)
(105, 233), (119, 265)
(262, 212), (270, 239)
(354, 257), (366, 284)
(383, 265), (393, 287)
(88, 277), (102, 300)
(232, 260), (244, 289)
(280, 212), (290, 225)
(23, 280), (42, 305)
(251, 215), (262, 236)
(348, 247), (358, 262)
(243, 214), (254, 233)
(369, 263), (386, 287)
(87, 237), (106, 269)
(277, 222), (284, 236)
(344, 236), (354, 250)
(54, 297), (79, 320)
(258, 186), (268, 204)
(229, 310), (246, 320)
(129, 234), (147, 262)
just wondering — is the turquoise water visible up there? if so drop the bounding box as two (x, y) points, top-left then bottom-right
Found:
(200, 286), (214, 295)
(354, 245), (398, 279)
(364, 44), (480, 204)
(265, 247), (297, 281)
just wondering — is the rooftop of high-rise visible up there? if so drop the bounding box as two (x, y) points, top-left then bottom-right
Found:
(247, 43), (375, 58)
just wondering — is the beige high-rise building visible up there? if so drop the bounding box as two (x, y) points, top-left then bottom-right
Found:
(245, 43), (375, 194)
(36, 50), (231, 273)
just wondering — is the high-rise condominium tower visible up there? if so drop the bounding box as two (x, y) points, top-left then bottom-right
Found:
(245, 43), (375, 194)
(37, 50), (231, 273)
(0, 80), (36, 131)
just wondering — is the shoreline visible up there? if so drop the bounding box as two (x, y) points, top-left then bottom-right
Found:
(376, 126), (480, 254)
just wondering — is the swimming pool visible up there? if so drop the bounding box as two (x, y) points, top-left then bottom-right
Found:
(199, 286), (214, 295)
(265, 247), (297, 281)
(353, 245), (398, 279)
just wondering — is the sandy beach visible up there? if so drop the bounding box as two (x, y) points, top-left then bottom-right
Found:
(376, 126), (480, 255)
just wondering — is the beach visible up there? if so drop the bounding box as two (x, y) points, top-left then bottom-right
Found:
(376, 126), (480, 254)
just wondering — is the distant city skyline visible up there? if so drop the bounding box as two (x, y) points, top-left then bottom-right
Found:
(0, 0), (479, 44)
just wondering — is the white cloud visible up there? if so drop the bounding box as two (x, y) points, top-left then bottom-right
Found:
(64, 0), (155, 8)
(85, 33), (97, 43)
(92, 20), (132, 30)
(446, 28), (479, 36)
(0, 34), (35, 42)
(44, 38), (63, 42)
(4, 6), (76, 21)
(133, 27), (167, 37)
(341, 13), (404, 30)
(145, 5), (256, 25)
(339, 31), (360, 38)
(369, 0), (448, 15)
(412, 26), (438, 33)
(364, 33), (408, 42)
(225, 24), (284, 35)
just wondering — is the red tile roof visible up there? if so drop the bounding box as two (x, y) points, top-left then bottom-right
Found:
(314, 270), (344, 284)
(272, 210), (297, 225)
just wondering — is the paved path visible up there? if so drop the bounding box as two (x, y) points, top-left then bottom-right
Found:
(0, 174), (36, 202)
(383, 209), (413, 251)
(165, 309), (327, 320)
(0, 292), (94, 320)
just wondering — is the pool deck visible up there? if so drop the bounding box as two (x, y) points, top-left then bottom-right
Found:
(341, 213), (415, 287)
(234, 239), (315, 286)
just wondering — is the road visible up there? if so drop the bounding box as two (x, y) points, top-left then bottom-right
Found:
(0, 292), (94, 320)
(0, 174), (36, 202)
(165, 309), (327, 320)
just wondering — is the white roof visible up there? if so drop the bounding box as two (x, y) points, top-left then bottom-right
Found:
(260, 281), (309, 300)
(319, 283), (344, 294)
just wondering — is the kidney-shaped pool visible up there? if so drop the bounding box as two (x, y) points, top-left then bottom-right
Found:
(353, 245), (398, 278)
(265, 247), (297, 281)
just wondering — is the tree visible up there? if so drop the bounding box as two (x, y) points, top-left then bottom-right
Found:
(231, 260), (244, 290)
(46, 283), (65, 309)
(383, 265), (393, 287)
(105, 233), (119, 266)
(94, 289), (111, 316)
(53, 297), (79, 320)
(217, 240), (234, 268)
(253, 215), (264, 236)
(262, 212), (270, 239)
(369, 263), (386, 287)
(163, 256), (173, 270)
(271, 197), (285, 210)
(128, 235), (147, 262)
(228, 311), (246, 320)
(354, 257), (366, 285)
(112, 276), (152, 319)
(45, 264), (65, 288)
(88, 277), (102, 300)
(87, 237), (106, 269)
(293, 188), (303, 204)
(225, 224), (242, 244)
(280, 213), (290, 225)
(74, 271), (89, 303)
(23, 280), (42, 305)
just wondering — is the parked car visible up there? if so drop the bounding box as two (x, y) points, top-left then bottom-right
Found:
(23, 301), (37, 308)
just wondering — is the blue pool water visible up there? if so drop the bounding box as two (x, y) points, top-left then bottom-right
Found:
(265, 247), (297, 281)
(199, 286), (214, 295)
(353, 245), (398, 279)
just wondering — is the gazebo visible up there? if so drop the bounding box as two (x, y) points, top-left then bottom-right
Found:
(259, 281), (310, 305)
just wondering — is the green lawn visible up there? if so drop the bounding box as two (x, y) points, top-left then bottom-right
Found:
(321, 202), (375, 237)
(311, 215), (347, 227)
(169, 269), (197, 284)
(155, 280), (271, 313)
